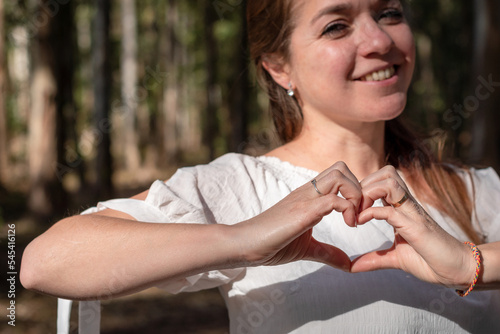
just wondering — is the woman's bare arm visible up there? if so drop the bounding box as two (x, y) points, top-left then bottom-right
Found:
(476, 242), (500, 290)
(20, 210), (243, 300)
(20, 162), (360, 301)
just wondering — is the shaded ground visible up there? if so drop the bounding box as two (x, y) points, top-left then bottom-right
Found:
(0, 286), (229, 334)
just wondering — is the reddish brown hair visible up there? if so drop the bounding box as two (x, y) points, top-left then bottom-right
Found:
(247, 0), (303, 143)
(247, 0), (481, 244)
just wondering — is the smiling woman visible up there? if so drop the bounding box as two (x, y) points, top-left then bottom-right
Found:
(252, 0), (480, 245)
(275, 0), (413, 123)
(21, 0), (500, 333)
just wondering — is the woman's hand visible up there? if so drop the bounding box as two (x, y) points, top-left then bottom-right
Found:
(235, 162), (361, 271)
(351, 166), (477, 289)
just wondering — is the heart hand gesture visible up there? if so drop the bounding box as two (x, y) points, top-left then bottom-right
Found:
(237, 163), (477, 291)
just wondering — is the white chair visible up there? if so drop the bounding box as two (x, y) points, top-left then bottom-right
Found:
(57, 299), (101, 334)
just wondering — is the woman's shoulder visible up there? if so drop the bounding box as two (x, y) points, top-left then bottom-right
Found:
(175, 152), (316, 185)
(469, 166), (500, 183)
(177, 153), (268, 181)
(153, 153), (316, 210)
(160, 153), (284, 195)
(447, 164), (500, 203)
(457, 165), (500, 242)
(465, 165), (500, 205)
(449, 164), (500, 189)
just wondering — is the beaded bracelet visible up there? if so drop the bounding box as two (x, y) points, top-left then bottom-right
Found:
(456, 241), (482, 297)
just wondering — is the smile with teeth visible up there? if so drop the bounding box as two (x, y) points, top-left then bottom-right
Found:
(360, 66), (396, 82)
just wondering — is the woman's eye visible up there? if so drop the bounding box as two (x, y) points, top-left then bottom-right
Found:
(322, 22), (349, 38)
(378, 9), (404, 24)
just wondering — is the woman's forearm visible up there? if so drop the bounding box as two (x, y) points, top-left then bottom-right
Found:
(20, 214), (243, 300)
(477, 242), (500, 290)
(20, 167), (361, 301)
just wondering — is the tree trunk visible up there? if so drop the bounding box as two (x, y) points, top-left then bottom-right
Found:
(178, 10), (201, 155)
(0, 0), (6, 185)
(52, 0), (76, 206)
(203, 0), (218, 160)
(162, 0), (180, 165)
(93, 0), (113, 200)
(28, 0), (73, 221)
(469, 0), (500, 171)
(228, 0), (249, 153)
(120, 0), (140, 172)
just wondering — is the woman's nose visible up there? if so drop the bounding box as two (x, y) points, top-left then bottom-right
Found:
(357, 18), (395, 57)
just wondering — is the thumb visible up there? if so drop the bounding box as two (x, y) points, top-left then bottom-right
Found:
(350, 243), (398, 273)
(304, 237), (351, 272)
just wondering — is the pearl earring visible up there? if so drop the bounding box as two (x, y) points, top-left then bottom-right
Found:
(287, 83), (295, 97)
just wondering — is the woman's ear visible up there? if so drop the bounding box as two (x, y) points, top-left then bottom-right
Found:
(261, 55), (292, 90)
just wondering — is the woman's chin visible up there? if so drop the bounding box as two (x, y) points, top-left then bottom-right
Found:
(369, 98), (407, 121)
(383, 109), (405, 121)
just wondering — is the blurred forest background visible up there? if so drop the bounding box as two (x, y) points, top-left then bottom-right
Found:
(0, 0), (500, 333)
(0, 0), (500, 224)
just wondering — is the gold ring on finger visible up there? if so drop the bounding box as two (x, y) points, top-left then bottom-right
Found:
(392, 193), (409, 208)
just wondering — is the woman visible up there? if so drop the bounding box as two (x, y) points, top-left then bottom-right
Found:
(22, 0), (500, 333)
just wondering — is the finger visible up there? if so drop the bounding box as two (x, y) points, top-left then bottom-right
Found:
(358, 205), (411, 229)
(304, 237), (351, 272)
(316, 161), (359, 185)
(291, 185), (359, 227)
(315, 161), (361, 194)
(361, 177), (411, 212)
(290, 192), (358, 228)
(359, 204), (459, 264)
(360, 166), (409, 210)
(350, 244), (398, 273)
(358, 204), (447, 265)
(313, 170), (362, 211)
(361, 165), (406, 189)
(330, 161), (360, 189)
(317, 193), (359, 228)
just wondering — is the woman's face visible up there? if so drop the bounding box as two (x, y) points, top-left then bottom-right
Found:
(286, 0), (415, 125)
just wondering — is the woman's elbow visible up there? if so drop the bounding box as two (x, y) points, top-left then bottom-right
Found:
(20, 236), (59, 294)
(20, 241), (43, 292)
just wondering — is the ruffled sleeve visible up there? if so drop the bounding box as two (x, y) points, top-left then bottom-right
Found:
(471, 167), (500, 242)
(82, 156), (258, 294)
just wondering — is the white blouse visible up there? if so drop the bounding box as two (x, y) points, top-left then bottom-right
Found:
(61, 153), (500, 333)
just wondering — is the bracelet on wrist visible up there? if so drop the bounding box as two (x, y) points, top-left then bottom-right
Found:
(456, 241), (481, 297)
